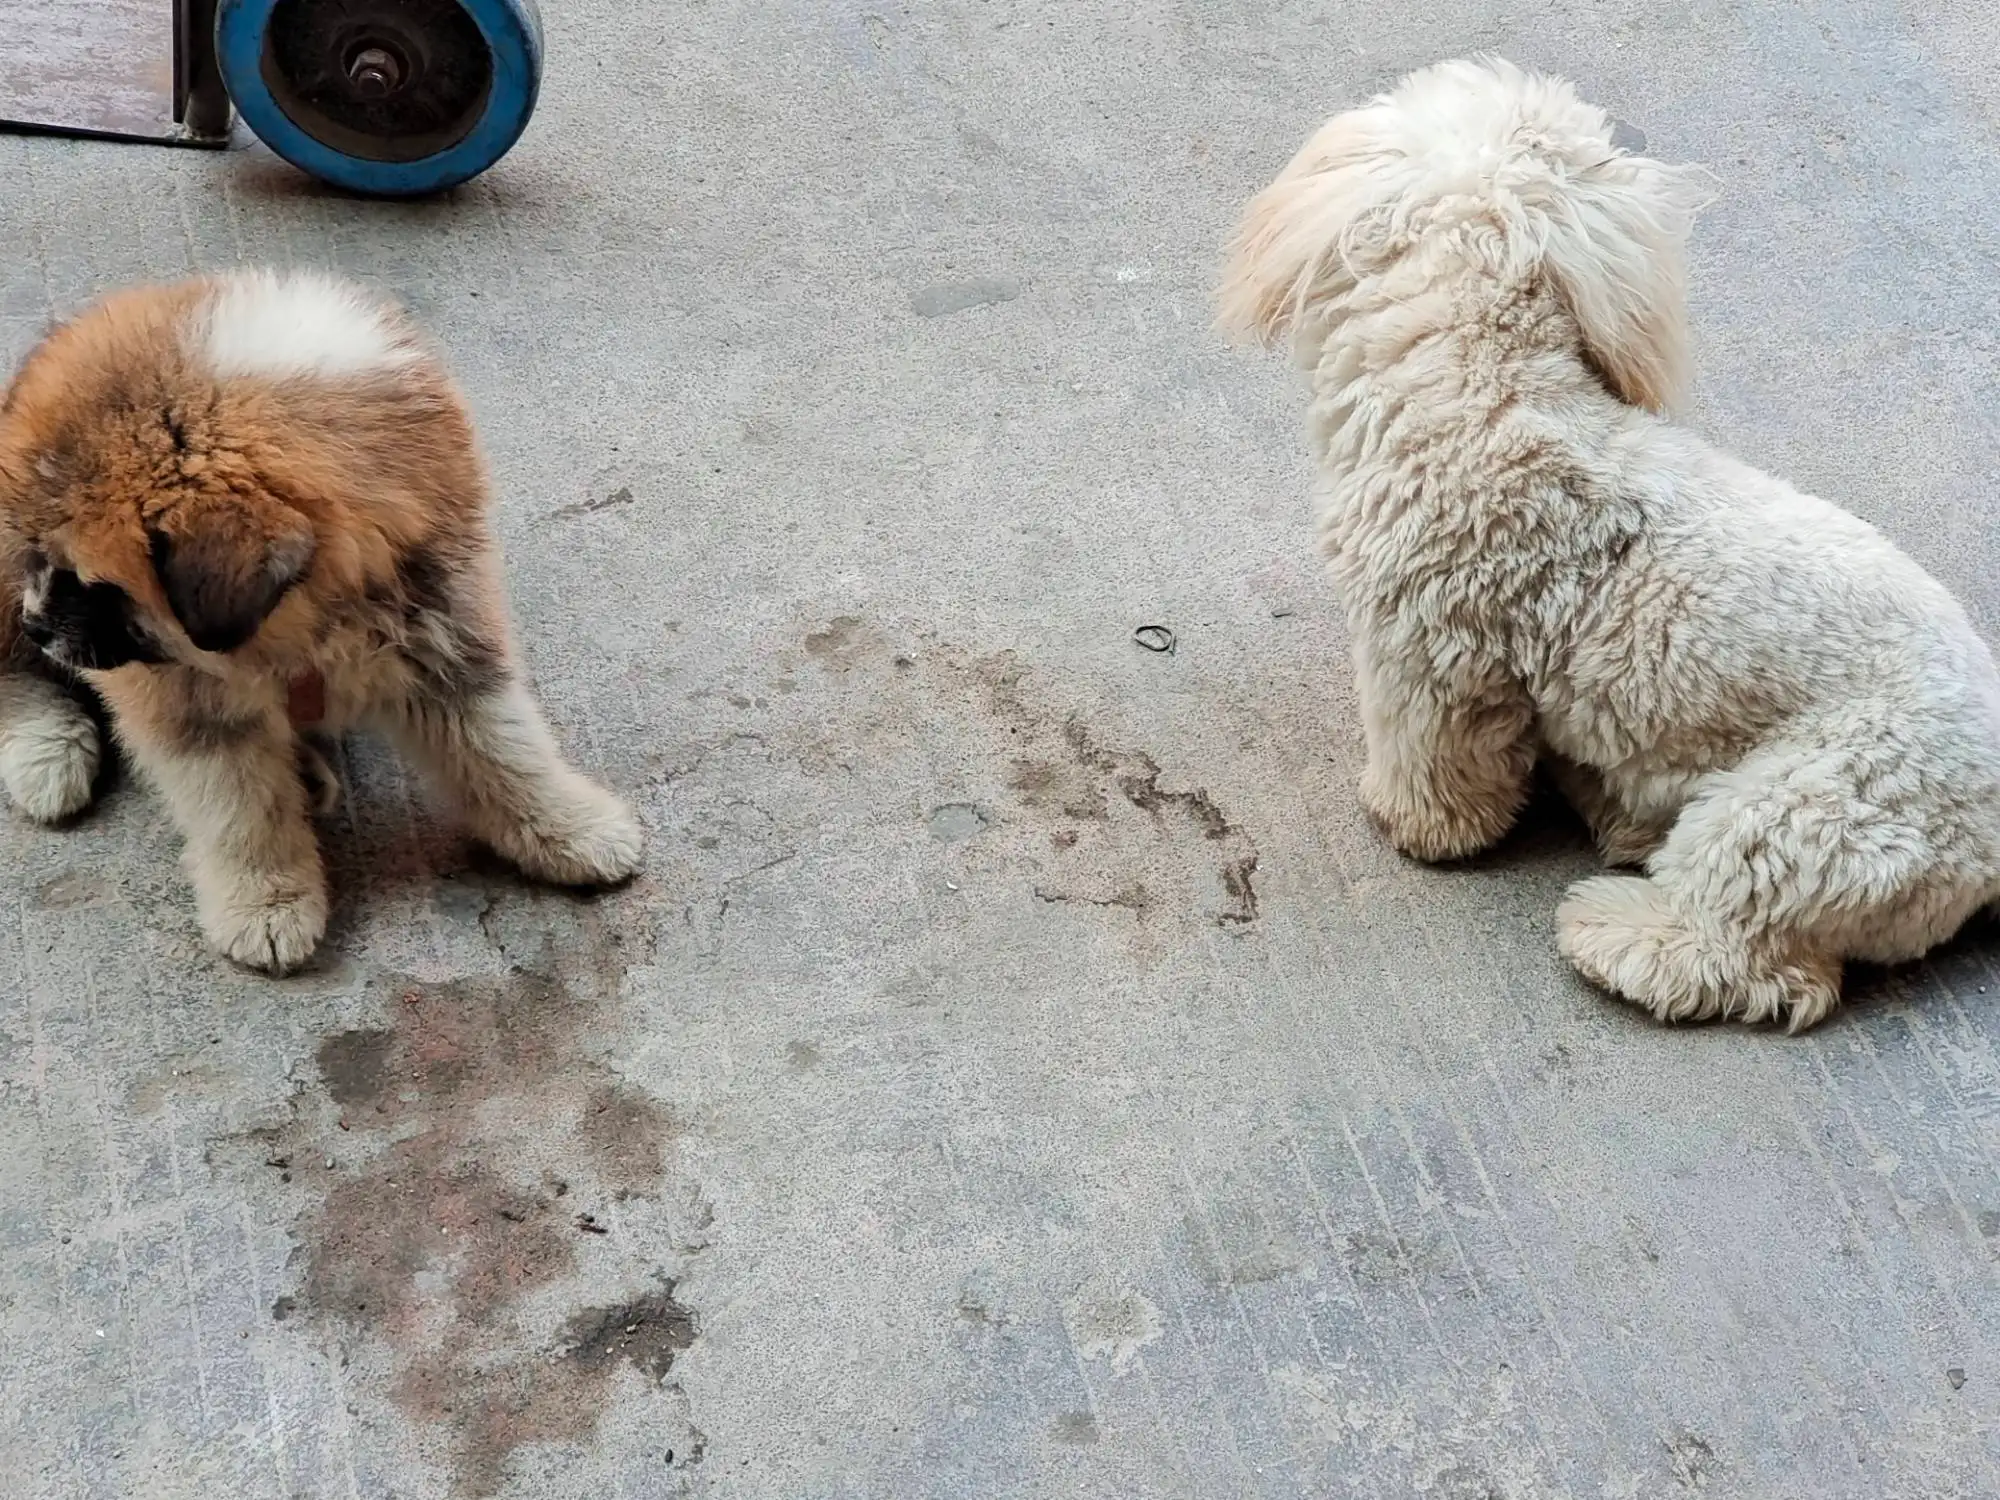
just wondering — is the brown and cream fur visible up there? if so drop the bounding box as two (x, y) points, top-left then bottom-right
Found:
(0, 270), (643, 971)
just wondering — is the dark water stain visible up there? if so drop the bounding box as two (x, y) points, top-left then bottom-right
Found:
(927, 802), (989, 842)
(1664, 1430), (1716, 1491)
(910, 277), (1021, 318)
(1217, 855), (1260, 925)
(35, 869), (108, 909)
(782, 635), (1263, 933)
(316, 1027), (394, 1106)
(216, 900), (689, 1498)
(1050, 1410), (1100, 1445)
(126, 1052), (230, 1116)
(578, 1081), (676, 1198)
(546, 484), (638, 525)
(803, 615), (886, 672)
(560, 1287), (697, 1381)
(1033, 882), (1150, 915)
(994, 684), (1260, 926)
(1431, 1463), (1503, 1499)
(1186, 1211), (1309, 1289)
(1341, 1225), (1456, 1289)
(1007, 757), (1110, 821)
(1063, 723), (1259, 926)
(395, 1285), (698, 1496)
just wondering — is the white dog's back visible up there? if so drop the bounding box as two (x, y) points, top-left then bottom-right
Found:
(1221, 57), (2000, 1031)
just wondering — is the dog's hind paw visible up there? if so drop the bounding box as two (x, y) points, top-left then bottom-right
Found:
(501, 785), (645, 888)
(297, 735), (346, 818)
(1557, 874), (1840, 1032)
(1593, 815), (1669, 869)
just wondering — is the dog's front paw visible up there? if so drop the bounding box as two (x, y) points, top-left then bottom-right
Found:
(502, 785), (645, 887)
(0, 701), (101, 824)
(1360, 772), (1510, 862)
(196, 870), (328, 974)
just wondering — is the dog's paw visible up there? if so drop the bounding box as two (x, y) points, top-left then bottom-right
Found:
(197, 872), (328, 974)
(1360, 773), (1511, 862)
(297, 736), (346, 818)
(1557, 875), (1683, 1007)
(1593, 817), (1668, 869)
(1544, 757), (1662, 867)
(0, 701), (101, 823)
(503, 786), (645, 887)
(1557, 875), (1839, 1032)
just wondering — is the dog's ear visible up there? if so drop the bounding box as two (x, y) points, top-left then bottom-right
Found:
(1216, 113), (1396, 349)
(148, 493), (315, 654)
(1539, 157), (1711, 414)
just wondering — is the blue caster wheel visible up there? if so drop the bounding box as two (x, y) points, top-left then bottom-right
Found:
(213, 0), (542, 196)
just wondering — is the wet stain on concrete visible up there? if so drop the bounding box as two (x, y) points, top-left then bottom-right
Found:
(316, 1026), (394, 1106)
(1341, 1225), (1456, 1289)
(35, 869), (108, 909)
(1431, 1463), (1505, 1499)
(1057, 722), (1259, 925)
(560, 1287), (697, 1381)
(1664, 1430), (1717, 1491)
(1186, 1211), (1311, 1289)
(788, 632), (1264, 932)
(987, 666), (1260, 927)
(1065, 1285), (1164, 1372)
(579, 1081), (676, 1198)
(394, 1282), (699, 1496)
(927, 802), (989, 842)
(545, 484), (638, 525)
(1050, 1410), (1101, 1444)
(803, 615), (885, 672)
(126, 1049), (230, 1115)
(1033, 880), (1151, 915)
(1007, 755), (1110, 821)
(910, 277), (1021, 317)
(212, 897), (695, 1497)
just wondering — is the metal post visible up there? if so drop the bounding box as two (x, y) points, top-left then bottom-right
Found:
(174, 0), (232, 141)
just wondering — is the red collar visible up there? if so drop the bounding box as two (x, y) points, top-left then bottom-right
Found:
(286, 669), (326, 729)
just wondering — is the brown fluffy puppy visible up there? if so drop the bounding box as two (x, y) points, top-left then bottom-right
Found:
(0, 270), (643, 971)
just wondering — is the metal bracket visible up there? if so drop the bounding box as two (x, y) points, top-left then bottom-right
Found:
(174, 0), (232, 140)
(1, 0), (231, 147)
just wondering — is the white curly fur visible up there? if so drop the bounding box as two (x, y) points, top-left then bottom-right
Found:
(0, 671), (99, 823)
(1219, 57), (2000, 1032)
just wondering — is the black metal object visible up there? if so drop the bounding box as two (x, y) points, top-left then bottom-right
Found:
(4, 0), (541, 192)
(0, 0), (229, 145)
(175, 0), (232, 138)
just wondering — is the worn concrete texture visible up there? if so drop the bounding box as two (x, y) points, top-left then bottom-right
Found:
(4, 2), (2000, 1496)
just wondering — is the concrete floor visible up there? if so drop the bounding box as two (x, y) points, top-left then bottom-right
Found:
(4, 2), (2000, 1496)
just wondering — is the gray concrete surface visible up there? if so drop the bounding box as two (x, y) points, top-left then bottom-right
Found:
(4, 2), (2000, 1496)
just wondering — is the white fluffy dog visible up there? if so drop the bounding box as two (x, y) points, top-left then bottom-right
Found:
(1218, 57), (2000, 1031)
